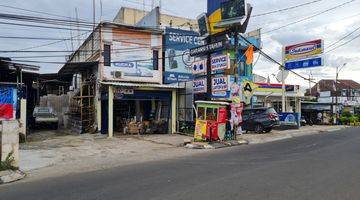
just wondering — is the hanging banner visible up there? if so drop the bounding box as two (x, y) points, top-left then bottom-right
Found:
(0, 86), (16, 120)
(193, 78), (207, 94)
(211, 54), (230, 72)
(192, 59), (207, 75)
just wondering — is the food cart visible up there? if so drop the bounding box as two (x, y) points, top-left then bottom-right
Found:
(194, 101), (230, 142)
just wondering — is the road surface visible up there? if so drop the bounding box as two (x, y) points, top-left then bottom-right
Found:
(1, 127), (359, 200)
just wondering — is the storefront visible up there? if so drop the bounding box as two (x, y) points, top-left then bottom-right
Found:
(100, 82), (181, 137)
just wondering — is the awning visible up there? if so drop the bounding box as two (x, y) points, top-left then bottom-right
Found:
(100, 81), (184, 89)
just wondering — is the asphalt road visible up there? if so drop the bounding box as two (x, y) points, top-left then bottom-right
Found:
(1, 127), (360, 200)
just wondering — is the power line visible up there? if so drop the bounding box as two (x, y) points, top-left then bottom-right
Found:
(252, 0), (323, 17)
(327, 25), (360, 49)
(326, 32), (360, 53)
(263, 0), (356, 34)
(0, 4), (88, 21)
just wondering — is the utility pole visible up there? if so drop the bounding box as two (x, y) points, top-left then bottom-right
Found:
(281, 68), (286, 113)
(335, 63), (347, 124)
(307, 71), (315, 96)
(100, 0), (103, 22)
(75, 8), (81, 48)
(93, 0), (96, 31)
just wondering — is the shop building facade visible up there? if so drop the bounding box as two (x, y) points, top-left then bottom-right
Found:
(59, 22), (182, 136)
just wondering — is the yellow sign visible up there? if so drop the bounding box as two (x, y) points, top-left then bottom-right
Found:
(242, 80), (257, 105)
(194, 120), (207, 141)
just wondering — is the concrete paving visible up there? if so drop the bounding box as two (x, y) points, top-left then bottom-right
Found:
(0, 127), (359, 199)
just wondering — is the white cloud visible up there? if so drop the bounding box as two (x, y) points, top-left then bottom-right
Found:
(0, 0), (359, 85)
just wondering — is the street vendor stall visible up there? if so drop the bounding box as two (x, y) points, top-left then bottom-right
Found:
(194, 101), (229, 142)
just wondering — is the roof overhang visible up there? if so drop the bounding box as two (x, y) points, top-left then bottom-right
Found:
(100, 81), (184, 89)
(59, 61), (99, 75)
(0, 59), (40, 74)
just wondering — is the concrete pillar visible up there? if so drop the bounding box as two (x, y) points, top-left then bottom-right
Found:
(108, 86), (114, 138)
(171, 89), (177, 134)
(0, 120), (19, 168)
(19, 99), (27, 140)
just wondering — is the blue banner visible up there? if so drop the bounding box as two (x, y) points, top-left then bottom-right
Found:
(279, 112), (300, 127)
(164, 28), (204, 84)
(285, 57), (323, 70)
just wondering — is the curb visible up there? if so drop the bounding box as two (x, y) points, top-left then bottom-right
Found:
(185, 139), (249, 149)
(244, 127), (348, 145)
(0, 170), (26, 184)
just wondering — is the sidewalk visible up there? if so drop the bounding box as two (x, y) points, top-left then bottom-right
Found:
(19, 131), (205, 182)
(238, 125), (347, 144)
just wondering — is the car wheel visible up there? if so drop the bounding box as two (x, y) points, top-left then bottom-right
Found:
(264, 128), (272, 133)
(54, 123), (58, 130)
(254, 124), (264, 134)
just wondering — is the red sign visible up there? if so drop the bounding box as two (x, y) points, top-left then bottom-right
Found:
(218, 107), (227, 123)
(0, 104), (13, 119)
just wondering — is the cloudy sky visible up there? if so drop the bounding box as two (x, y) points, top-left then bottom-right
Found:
(0, 0), (359, 88)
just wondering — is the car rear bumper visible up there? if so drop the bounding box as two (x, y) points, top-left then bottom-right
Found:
(35, 117), (58, 123)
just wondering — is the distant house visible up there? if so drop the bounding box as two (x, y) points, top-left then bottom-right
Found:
(303, 79), (360, 121)
(306, 79), (360, 98)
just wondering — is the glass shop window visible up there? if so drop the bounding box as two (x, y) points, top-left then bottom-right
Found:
(206, 108), (218, 121)
(198, 107), (205, 120)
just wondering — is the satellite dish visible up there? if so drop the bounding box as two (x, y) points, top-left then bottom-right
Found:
(276, 70), (289, 82)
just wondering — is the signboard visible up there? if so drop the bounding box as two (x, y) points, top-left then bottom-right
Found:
(211, 54), (230, 72)
(211, 75), (235, 99)
(279, 112), (300, 127)
(190, 41), (225, 57)
(242, 79), (257, 105)
(284, 39), (323, 62)
(192, 59), (207, 75)
(164, 28), (204, 83)
(103, 29), (162, 83)
(221, 0), (246, 21)
(255, 83), (299, 93)
(212, 76), (229, 92)
(193, 78), (207, 94)
(194, 120), (207, 141)
(285, 57), (323, 70)
(197, 13), (210, 37)
(283, 39), (324, 70)
(239, 29), (262, 50)
(207, 0), (246, 34)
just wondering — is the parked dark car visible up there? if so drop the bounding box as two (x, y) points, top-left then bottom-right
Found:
(241, 107), (280, 133)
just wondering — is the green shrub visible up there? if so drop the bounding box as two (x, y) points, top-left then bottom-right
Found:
(349, 115), (359, 123)
(340, 116), (349, 125)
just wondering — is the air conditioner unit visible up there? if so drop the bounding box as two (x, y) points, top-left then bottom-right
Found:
(111, 71), (123, 79)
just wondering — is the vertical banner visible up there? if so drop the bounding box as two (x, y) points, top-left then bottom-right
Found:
(0, 86), (16, 120)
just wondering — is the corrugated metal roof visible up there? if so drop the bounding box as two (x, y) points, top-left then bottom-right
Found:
(100, 81), (184, 89)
